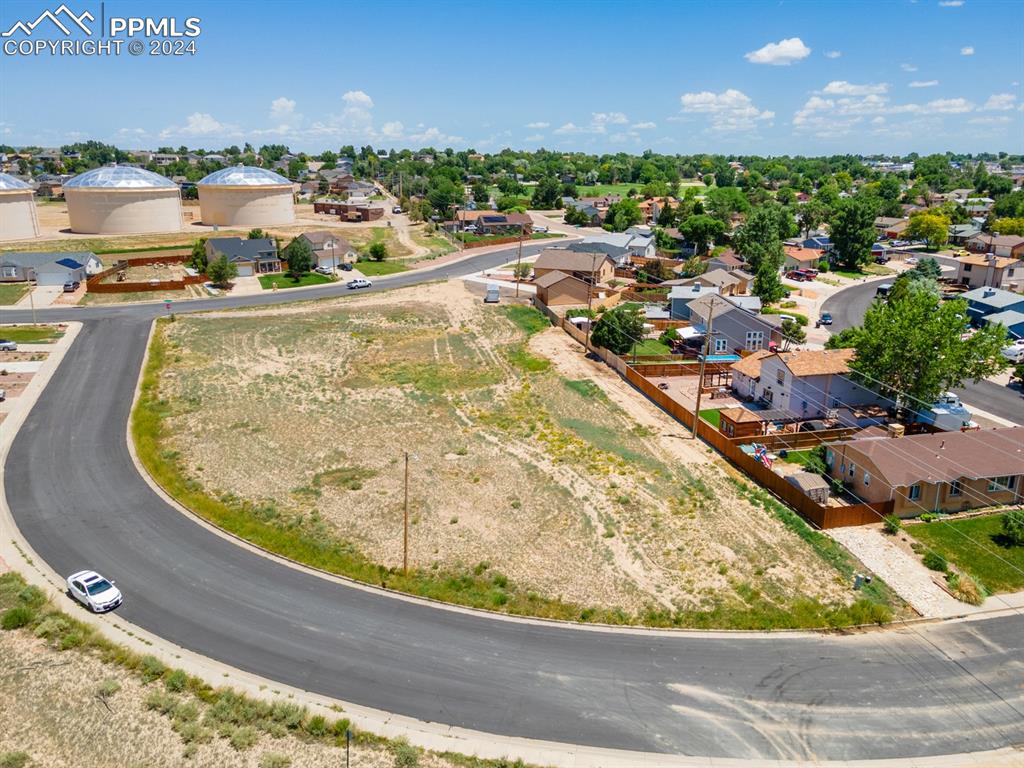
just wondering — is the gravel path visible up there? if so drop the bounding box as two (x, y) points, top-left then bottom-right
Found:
(828, 525), (972, 618)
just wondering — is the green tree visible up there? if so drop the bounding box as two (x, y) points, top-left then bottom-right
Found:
(850, 279), (1009, 408)
(679, 254), (707, 277)
(367, 241), (388, 262)
(190, 239), (208, 271)
(284, 237), (313, 274)
(907, 257), (942, 283)
(753, 259), (786, 305)
(733, 206), (787, 303)
(781, 318), (806, 346)
(905, 211), (950, 250)
(992, 217), (1024, 236)
(798, 197), (829, 239)
(678, 215), (725, 255)
(206, 255), (238, 287)
(590, 304), (645, 356)
(604, 198), (643, 232)
(513, 262), (532, 281)
(471, 182), (489, 204)
(247, 228), (266, 240)
(1002, 509), (1024, 547)
(825, 326), (862, 349)
(830, 198), (877, 270)
(532, 176), (563, 209)
(705, 186), (749, 223)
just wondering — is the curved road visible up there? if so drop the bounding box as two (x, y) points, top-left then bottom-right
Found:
(820, 281), (1023, 424)
(3, 248), (1024, 762)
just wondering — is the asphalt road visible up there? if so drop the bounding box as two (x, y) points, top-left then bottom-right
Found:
(820, 281), (1023, 424)
(4, 247), (1024, 761)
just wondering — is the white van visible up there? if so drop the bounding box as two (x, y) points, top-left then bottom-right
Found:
(484, 284), (500, 303)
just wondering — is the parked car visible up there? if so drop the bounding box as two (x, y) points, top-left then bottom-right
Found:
(534, 225), (549, 233)
(63, 280), (80, 293)
(339, 262), (353, 271)
(314, 266), (334, 276)
(1001, 339), (1024, 363)
(819, 312), (833, 326)
(0, 388), (5, 401)
(66, 570), (122, 613)
(875, 283), (893, 298)
(0, 339), (17, 351)
(777, 314), (797, 324)
(464, 225), (478, 233)
(392, 206), (403, 214)
(484, 284), (500, 303)
(347, 278), (372, 290)
(784, 270), (810, 282)
(905, 256), (919, 265)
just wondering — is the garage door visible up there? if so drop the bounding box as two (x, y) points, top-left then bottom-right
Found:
(236, 264), (254, 277)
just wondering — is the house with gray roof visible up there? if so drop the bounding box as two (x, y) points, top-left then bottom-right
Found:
(963, 286), (1024, 323)
(0, 251), (96, 285)
(205, 237), (281, 276)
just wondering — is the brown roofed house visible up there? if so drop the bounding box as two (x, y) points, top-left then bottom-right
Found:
(533, 249), (615, 284)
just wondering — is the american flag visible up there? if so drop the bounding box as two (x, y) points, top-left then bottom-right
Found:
(753, 444), (773, 469)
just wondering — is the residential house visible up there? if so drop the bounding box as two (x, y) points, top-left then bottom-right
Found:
(562, 240), (631, 267)
(783, 245), (825, 271)
(475, 213), (533, 235)
(963, 286), (1024, 324)
(0, 251), (93, 285)
(966, 233), (1024, 259)
(582, 230), (655, 259)
(152, 153), (179, 167)
(313, 200), (384, 222)
(668, 284), (721, 321)
(677, 268), (750, 296)
(533, 271), (618, 309)
(825, 427), (1023, 517)
(35, 181), (63, 198)
(801, 236), (832, 252)
(533, 249), (615, 284)
(730, 348), (893, 418)
(956, 253), (1024, 291)
(659, 228), (694, 256)
(984, 310), (1024, 339)
(874, 217), (909, 239)
(205, 237), (281, 276)
(297, 231), (358, 269)
(948, 223), (981, 245)
(706, 250), (745, 272)
(963, 198), (994, 216)
(686, 293), (781, 353)
(563, 199), (602, 226)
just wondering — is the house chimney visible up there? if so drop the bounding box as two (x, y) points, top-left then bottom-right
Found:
(886, 423), (905, 439)
(984, 287), (996, 297)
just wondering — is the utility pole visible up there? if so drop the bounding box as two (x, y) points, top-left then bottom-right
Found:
(691, 298), (717, 438)
(28, 282), (36, 325)
(583, 256), (598, 350)
(403, 450), (410, 574)
(514, 222), (524, 298)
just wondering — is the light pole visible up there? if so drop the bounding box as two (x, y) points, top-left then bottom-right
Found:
(514, 222), (525, 298)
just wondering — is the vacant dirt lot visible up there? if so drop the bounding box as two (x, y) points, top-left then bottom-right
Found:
(0, 629), (462, 768)
(153, 282), (857, 621)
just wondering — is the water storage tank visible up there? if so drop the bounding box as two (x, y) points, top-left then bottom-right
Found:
(0, 172), (39, 240)
(64, 165), (182, 234)
(197, 165), (294, 226)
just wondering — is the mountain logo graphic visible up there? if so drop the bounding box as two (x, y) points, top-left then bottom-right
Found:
(1, 4), (94, 37)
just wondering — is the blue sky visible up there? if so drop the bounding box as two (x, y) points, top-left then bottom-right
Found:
(1, 0), (1021, 155)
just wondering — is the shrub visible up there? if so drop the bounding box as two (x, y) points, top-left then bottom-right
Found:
(229, 725), (259, 750)
(96, 679), (121, 699)
(139, 655), (167, 684)
(392, 738), (420, 768)
(304, 714), (328, 737)
(817, 259), (830, 272)
(144, 690), (179, 714)
(33, 615), (70, 641)
(174, 721), (213, 745)
(260, 754), (293, 768)
(165, 669), (188, 692)
(919, 512), (937, 523)
(17, 585), (45, 608)
(1001, 509), (1024, 546)
(1, 606), (35, 630)
(922, 551), (948, 572)
(951, 572), (984, 606)
(0, 753), (29, 768)
(882, 515), (902, 535)
(269, 701), (305, 729)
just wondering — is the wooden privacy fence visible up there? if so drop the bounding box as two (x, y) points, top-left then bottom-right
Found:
(731, 428), (863, 450)
(534, 297), (890, 529)
(87, 254), (207, 294)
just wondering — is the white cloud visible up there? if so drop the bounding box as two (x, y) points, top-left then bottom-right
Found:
(341, 90), (374, 125)
(822, 81), (889, 96)
(553, 122), (581, 135)
(871, 116), (886, 125)
(380, 121), (404, 140)
(592, 111), (629, 126)
(968, 116), (1011, 125)
(744, 36), (811, 65)
(524, 133), (545, 143)
(960, 46), (974, 56)
(982, 93), (1017, 111)
(407, 126), (463, 145)
(525, 121), (549, 129)
(269, 97), (296, 123)
(926, 97), (974, 113)
(939, 1), (964, 6)
(115, 127), (147, 138)
(342, 90), (373, 108)
(631, 121), (656, 130)
(824, 50), (842, 59)
(679, 89), (774, 132)
(908, 80), (939, 88)
(901, 63), (918, 72)
(552, 112), (629, 135)
(160, 112), (241, 139)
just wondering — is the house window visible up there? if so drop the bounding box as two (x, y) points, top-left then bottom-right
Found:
(825, 449), (834, 468)
(714, 338), (728, 353)
(988, 476), (1015, 492)
(863, 472), (870, 486)
(840, 462), (846, 475)
(776, 370), (785, 386)
(963, 264), (972, 272)
(745, 331), (764, 351)
(909, 484), (921, 501)
(949, 480), (962, 497)
(848, 463), (856, 478)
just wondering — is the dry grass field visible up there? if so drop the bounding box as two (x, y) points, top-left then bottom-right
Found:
(146, 282), (893, 627)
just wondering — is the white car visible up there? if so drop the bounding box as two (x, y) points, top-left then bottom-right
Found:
(346, 278), (372, 290)
(66, 570), (123, 613)
(0, 340), (17, 351)
(905, 256), (919, 265)
(1001, 339), (1024, 363)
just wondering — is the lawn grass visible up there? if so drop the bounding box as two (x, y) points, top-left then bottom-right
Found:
(631, 338), (672, 356)
(761, 308), (809, 326)
(699, 408), (721, 428)
(456, 232), (562, 245)
(502, 304), (550, 335)
(0, 324), (64, 343)
(355, 260), (410, 276)
(833, 263), (895, 279)
(258, 272), (335, 290)
(909, 513), (1024, 593)
(0, 283), (30, 305)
